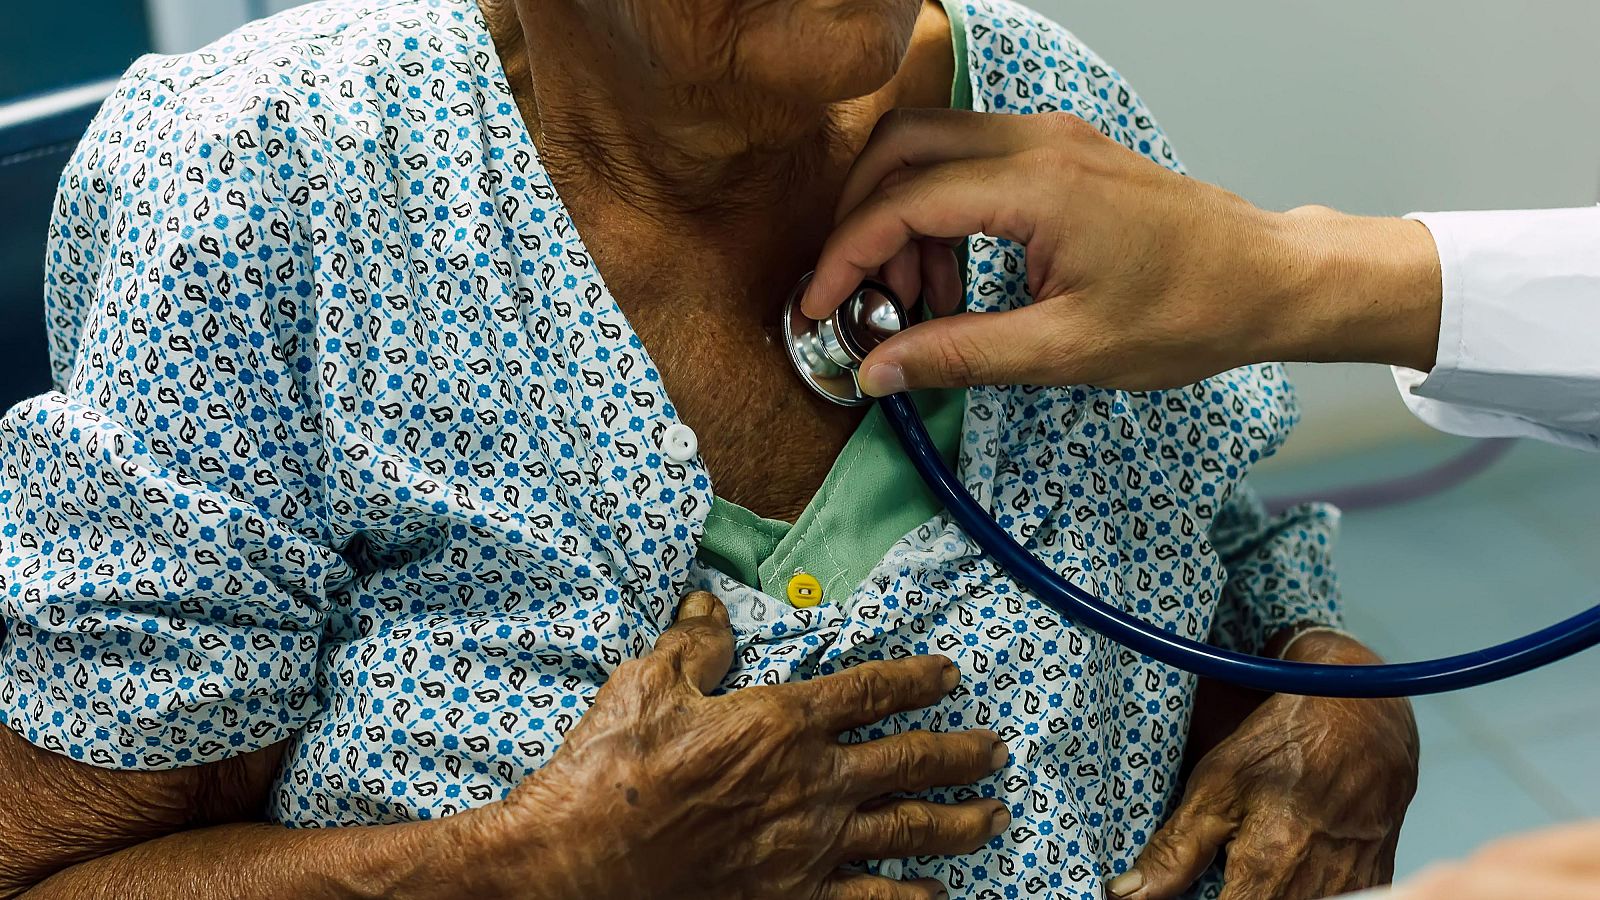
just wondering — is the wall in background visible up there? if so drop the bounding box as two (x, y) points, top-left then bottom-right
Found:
(155, 0), (1600, 209)
(147, 0), (308, 53)
(1026, 0), (1600, 462)
(0, 4), (154, 410)
(0, 2), (150, 100)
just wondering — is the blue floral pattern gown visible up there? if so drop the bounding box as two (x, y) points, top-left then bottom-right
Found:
(0, 1), (1341, 896)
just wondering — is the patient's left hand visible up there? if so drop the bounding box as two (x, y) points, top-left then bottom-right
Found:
(1108, 631), (1420, 900)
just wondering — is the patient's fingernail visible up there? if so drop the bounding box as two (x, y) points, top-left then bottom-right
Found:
(678, 592), (715, 621)
(989, 804), (1011, 836)
(940, 658), (960, 692)
(1107, 870), (1144, 898)
(862, 362), (906, 396)
(990, 740), (1010, 770)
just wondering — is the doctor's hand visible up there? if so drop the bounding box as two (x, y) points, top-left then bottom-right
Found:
(488, 591), (1010, 900)
(804, 109), (1444, 394)
(1106, 631), (1419, 900)
(1387, 821), (1600, 899)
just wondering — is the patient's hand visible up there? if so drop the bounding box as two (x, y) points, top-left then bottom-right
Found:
(1108, 631), (1419, 900)
(490, 591), (1012, 900)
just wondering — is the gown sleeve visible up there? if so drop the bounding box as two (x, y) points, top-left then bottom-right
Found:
(1205, 483), (1342, 656)
(0, 71), (353, 770)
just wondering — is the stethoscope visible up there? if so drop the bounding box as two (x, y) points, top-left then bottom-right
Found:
(783, 275), (1600, 698)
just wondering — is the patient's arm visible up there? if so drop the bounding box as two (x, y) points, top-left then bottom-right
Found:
(0, 728), (493, 899)
(1135, 630), (1417, 900)
(1183, 628), (1396, 768)
(1180, 482), (1342, 758)
(1204, 483), (1343, 657)
(1122, 485), (1418, 900)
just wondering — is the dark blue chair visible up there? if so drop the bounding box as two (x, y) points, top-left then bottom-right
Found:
(0, 81), (116, 409)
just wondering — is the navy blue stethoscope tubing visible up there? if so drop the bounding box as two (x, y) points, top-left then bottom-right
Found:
(878, 392), (1600, 698)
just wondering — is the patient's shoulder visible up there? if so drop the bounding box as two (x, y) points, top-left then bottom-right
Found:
(127, 0), (469, 101)
(959, 0), (1128, 86)
(101, 0), (496, 160)
(959, 0), (1180, 172)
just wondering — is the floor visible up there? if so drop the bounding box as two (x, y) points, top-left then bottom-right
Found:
(1251, 435), (1600, 879)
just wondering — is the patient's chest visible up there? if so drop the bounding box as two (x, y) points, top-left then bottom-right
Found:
(273, 133), (1291, 900)
(605, 271), (866, 524)
(543, 164), (871, 524)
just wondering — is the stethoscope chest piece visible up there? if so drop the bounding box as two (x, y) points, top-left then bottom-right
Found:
(783, 273), (909, 407)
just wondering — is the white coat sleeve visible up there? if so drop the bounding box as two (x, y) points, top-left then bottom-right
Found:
(1392, 205), (1600, 451)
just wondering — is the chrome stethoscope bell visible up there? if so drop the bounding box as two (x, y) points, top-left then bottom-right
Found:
(783, 273), (909, 407)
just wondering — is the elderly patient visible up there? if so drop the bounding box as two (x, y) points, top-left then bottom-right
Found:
(0, 0), (1418, 897)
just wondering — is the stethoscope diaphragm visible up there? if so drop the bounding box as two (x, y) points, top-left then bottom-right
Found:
(783, 273), (908, 407)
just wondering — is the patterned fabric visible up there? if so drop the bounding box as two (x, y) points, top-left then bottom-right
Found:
(0, 0), (1342, 896)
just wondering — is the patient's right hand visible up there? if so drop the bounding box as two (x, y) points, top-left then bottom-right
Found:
(481, 591), (1010, 900)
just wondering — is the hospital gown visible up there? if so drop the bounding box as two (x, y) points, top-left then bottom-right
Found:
(0, 0), (1341, 896)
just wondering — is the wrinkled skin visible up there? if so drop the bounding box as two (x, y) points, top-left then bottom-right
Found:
(478, 592), (1012, 900)
(555, 0), (925, 105)
(0, 0), (1420, 895)
(479, 0), (956, 523)
(1112, 632), (1420, 900)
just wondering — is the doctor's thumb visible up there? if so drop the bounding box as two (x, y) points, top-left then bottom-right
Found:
(856, 302), (1086, 395)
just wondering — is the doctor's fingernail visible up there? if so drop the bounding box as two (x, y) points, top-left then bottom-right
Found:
(862, 362), (906, 396)
(1106, 870), (1144, 898)
(799, 280), (822, 317)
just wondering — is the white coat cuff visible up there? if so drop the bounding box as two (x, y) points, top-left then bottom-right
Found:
(1391, 207), (1600, 451)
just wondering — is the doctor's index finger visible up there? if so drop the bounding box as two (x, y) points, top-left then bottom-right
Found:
(1465, 820), (1600, 870)
(834, 108), (1031, 224)
(802, 157), (1032, 319)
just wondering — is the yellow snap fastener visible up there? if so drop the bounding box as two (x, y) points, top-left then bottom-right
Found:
(786, 572), (823, 608)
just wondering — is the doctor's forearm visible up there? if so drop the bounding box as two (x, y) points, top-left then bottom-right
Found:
(1262, 207), (1445, 373)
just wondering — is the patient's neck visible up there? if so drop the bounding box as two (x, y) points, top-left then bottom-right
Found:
(482, 0), (947, 236)
(476, 0), (951, 522)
